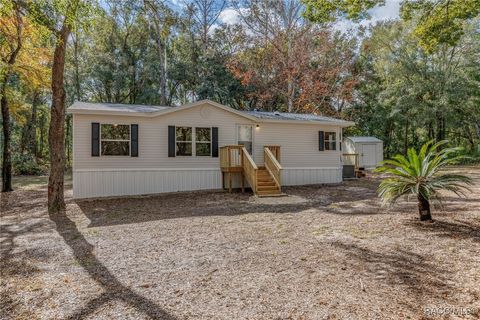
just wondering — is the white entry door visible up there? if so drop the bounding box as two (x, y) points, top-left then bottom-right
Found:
(362, 144), (377, 168)
(237, 125), (253, 154)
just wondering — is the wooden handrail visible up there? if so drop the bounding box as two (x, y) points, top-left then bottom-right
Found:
(264, 145), (281, 162)
(342, 153), (359, 169)
(264, 147), (282, 189)
(242, 147), (258, 193)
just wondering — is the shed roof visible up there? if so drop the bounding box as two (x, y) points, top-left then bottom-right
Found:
(346, 136), (383, 143)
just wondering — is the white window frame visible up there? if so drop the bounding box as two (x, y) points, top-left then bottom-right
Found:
(175, 126), (193, 157)
(100, 123), (131, 156)
(195, 127), (212, 157)
(236, 124), (254, 155)
(324, 131), (337, 151)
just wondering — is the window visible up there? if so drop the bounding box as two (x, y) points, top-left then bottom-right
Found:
(195, 127), (211, 156)
(101, 124), (130, 156)
(237, 125), (253, 154)
(176, 126), (192, 156)
(325, 132), (336, 151)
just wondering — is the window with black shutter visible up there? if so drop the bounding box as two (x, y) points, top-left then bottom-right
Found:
(318, 131), (324, 151)
(131, 124), (138, 157)
(92, 123), (100, 156)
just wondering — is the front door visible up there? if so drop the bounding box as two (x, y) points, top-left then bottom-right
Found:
(237, 125), (253, 154)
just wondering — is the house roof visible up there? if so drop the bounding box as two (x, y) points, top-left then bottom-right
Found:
(68, 102), (171, 113)
(346, 136), (382, 143)
(68, 100), (354, 127)
(244, 111), (350, 125)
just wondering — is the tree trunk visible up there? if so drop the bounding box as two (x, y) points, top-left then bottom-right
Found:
(436, 114), (446, 142)
(1, 80), (13, 192)
(21, 90), (39, 157)
(31, 96), (38, 158)
(155, 34), (167, 105)
(39, 111), (46, 158)
(48, 24), (70, 213)
(417, 194), (432, 221)
(1, 5), (23, 192)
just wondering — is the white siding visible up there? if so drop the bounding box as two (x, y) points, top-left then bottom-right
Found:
(72, 102), (344, 198)
(73, 104), (252, 170)
(73, 167), (342, 198)
(253, 122), (341, 167)
(282, 168), (342, 186)
(73, 169), (222, 198)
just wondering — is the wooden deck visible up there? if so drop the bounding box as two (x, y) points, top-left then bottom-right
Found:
(220, 145), (282, 196)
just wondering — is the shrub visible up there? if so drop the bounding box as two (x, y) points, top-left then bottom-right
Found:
(13, 154), (47, 175)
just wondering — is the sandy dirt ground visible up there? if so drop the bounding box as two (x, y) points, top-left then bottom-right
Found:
(1, 167), (479, 320)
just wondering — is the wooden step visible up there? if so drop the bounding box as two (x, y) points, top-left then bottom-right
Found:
(257, 176), (274, 181)
(257, 174), (272, 179)
(257, 181), (276, 187)
(257, 185), (278, 191)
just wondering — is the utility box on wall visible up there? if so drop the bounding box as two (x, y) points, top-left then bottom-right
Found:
(344, 136), (383, 169)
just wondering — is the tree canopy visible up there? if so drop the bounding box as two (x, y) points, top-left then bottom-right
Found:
(1, 0), (479, 189)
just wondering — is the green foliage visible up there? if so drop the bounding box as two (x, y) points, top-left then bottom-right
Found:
(347, 18), (480, 157)
(2, 0), (479, 180)
(375, 140), (473, 206)
(401, 0), (480, 52)
(302, 0), (384, 23)
(13, 154), (47, 175)
(451, 146), (480, 165)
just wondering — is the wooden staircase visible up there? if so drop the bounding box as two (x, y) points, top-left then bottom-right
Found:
(220, 145), (282, 197)
(256, 167), (281, 196)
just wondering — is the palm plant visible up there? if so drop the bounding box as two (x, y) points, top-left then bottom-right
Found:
(375, 141), (473, 221)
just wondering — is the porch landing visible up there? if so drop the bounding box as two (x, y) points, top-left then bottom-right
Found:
(220, 145), (282, 197)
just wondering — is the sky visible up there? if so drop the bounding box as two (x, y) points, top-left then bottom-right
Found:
(334, 0), (401, 33)
(217, 0), (401, 33)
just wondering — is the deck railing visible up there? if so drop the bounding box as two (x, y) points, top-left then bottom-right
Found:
(264, 145), (281, 163)
(242, 147), (258, 193)
(342, 153), (359, 168)
(264, 147), (282, 189)
(220, 145), (243, 170)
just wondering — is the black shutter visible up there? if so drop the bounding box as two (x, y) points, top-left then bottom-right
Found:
(318, 131), (324, 151)
(92, 123), (100, 156)
(168, 125), (175, 157)
(212, 127), (218, 157)
(131, 124), (138, 157)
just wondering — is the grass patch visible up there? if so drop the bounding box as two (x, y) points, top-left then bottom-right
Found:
(12, 173), (72, 189)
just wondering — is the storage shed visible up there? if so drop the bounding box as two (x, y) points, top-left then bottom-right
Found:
(344, 136), (383, 169)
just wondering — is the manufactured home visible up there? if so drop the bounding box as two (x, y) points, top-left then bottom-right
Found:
(68, 100), (354, 199)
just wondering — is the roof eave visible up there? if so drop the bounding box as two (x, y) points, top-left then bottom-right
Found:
(149, 99), (258, 121)
(67, 108), (152, 117)
(256, 118), (355, 127)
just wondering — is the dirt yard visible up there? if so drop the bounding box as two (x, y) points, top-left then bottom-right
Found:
(1, 167), (479, 320)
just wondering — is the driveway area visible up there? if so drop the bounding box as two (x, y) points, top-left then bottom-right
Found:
(1, 168), (479, 319)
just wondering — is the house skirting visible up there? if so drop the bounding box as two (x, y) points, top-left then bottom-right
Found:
(72, 167), (342, 199)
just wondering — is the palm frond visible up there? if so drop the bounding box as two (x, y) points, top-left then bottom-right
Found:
(376, 140), (473, 207)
